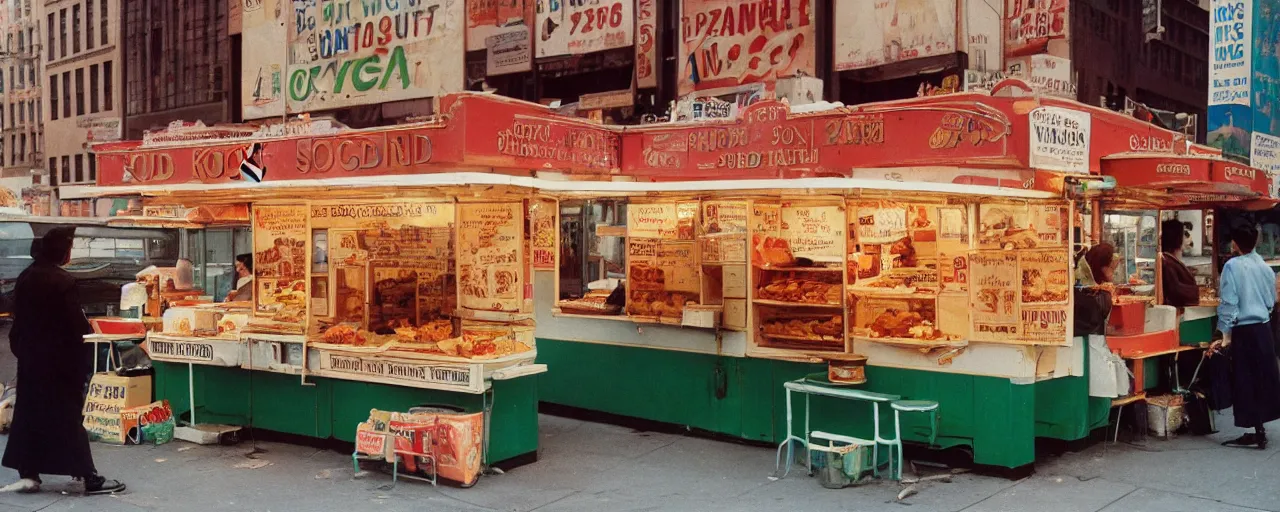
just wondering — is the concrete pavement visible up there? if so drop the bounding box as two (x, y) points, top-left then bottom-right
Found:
(1, 328), (1278, 511)
(0, 412), (1277, 512)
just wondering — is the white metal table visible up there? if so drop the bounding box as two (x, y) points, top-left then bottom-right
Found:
(774, 379), (900, 478)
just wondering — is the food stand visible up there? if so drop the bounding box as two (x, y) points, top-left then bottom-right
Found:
(539, 91), (1112, 472)
(73, 94), (632, 472)
(1095, 154), (1275, 346)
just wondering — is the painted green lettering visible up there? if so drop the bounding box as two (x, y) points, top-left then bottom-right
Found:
(379, 46), (409, 91)
(332, 59), (356, 94)
(352, 55), (381, 92)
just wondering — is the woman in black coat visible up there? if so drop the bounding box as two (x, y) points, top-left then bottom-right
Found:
(1, 227), (124, 494)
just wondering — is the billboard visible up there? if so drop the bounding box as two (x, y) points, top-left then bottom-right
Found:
(834, 0), (957, 71)
(1253, 0), (1279, 138)
(534, 0), (634, 58)
(1208, 0), (1254, 157)
(241, 0), (287, 119)
(286, 0), (465, 113)
(1004, 0), (1069, 58)
(678, 0), (815, 96)
(963, 0), (1004, 72)
(468, 0), (533, 76)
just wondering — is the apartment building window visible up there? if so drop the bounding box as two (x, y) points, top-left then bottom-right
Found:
(86, 0), (94, 51)
(17, 100), (23, 125)
(50, 78), (58, 120)
(88, 154), (96, 181)
(6, 66), (11, 92)
(46, 14), (52, 60)
(18, 134), (26, 164)
(75, 68), (84, 116)
(26, 63), (33, 88)
(32, 101), (38, 126)
(8, 102), (13, 127)
(61, 72), (70, 118)
(74, 155), (84, 183)
(100, 0), (107, 46)
(17, 30), (24, 55)
(72, 4), (81, 54)
(61, 156), (70, 184)
(89, 64), (99, 113)
(59, 8), (66, 59)
(47, 157), (55, 184)
(103, 61), (112, 111)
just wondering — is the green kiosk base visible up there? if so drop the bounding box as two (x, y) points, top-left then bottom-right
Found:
(535, 338), (1111, 471)
(151, 361), (541, 467)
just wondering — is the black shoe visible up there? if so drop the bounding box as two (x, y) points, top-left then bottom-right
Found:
(1222, 433), (1261, 448)
(82, 475), (125, 495)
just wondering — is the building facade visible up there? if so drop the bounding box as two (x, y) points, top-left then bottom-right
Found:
(1073, 0), (1209, 140)
(0, 0), (45, 212)
(43, 0), (121, 215)
(121, 0), (234, 140)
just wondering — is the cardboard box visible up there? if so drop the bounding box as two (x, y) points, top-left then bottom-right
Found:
(83, 374), (153, 444)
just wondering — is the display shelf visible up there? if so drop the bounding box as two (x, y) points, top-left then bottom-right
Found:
(755, 266), (843, 273)
(851, 335), (968, 350)
(752, 299), (843, 309)
(762, 333), (844, 344)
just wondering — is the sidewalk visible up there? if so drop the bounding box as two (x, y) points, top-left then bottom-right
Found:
(1, 412), (1278, 512)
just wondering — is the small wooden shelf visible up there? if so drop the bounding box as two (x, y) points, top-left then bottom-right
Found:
(753, 299), (843, 309)
(762, 333), (844, 343)
(1111, 392), (1147, 408)
(755, 266), (843, 273)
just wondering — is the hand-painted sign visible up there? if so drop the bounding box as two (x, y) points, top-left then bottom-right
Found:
(834, 0), (957, 71)
(1029, 106), (1090, 174)
(1005, 0), (1069, 58)
(287, 0), (465, 113)
(315, 351), (486, 393)
(1252, 133), (1280, 198)
(623, 99), (1012, 179)
(677, 0), (815, 96)
(534, 0), (634, 57)
(635, 0), (658, 88)
(1209, 0), (1251, 107)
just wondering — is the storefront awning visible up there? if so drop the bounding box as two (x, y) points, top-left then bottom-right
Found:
(1099, 153), (1273, 208)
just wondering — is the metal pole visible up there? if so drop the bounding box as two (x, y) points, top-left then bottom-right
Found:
(188, 362), (196, 426)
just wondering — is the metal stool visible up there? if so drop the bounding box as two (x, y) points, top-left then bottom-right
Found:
(882, 400), (940, 480)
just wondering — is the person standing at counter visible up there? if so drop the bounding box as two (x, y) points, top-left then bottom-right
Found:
(1160, 219), (1200, 309)
(1212, 224), (1280, 449)
(1, 227), (125, 494)
(226, 254), (253, 302)
(1074, 243), (1119, 335)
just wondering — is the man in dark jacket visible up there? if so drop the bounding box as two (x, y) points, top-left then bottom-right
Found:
(1, 227), (125, 494)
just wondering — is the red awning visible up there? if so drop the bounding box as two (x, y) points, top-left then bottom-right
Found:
(1100, 154), (1272, 208)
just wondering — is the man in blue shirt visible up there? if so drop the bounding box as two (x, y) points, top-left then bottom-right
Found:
(1212, 224), (1280, 449)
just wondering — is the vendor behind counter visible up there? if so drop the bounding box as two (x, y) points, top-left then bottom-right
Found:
(227, 254), (252, 302)
(1161, 218), (1200, 309)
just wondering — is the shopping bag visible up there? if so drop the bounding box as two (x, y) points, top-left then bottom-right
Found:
(121, 400), (175, 445)
(1088, 336), (1119, 398)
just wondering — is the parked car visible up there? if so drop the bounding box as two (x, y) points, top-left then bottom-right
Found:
(0, 216), (179, 318)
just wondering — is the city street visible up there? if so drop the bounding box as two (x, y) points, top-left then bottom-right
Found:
(1, 338), (1279, 512)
